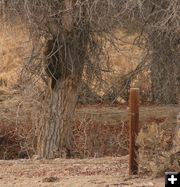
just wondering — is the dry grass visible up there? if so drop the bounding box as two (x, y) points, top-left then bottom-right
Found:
(0, 22), (31, 88)
(137, 121), (180, 177)
(0, 95), (130, 159)
(87, 29), (149, 100)
(74, 117), (128, 158)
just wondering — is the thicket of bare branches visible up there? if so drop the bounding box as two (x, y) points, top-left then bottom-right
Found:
(2, 0), (128, 158)
(3, 0), (121, 72)
(1, 0), (179, 158)
(122, 0), (180, 103)
(1, 0), (179, 104)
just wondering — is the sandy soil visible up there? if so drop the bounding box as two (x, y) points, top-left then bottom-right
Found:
(0, 156), (164, 187)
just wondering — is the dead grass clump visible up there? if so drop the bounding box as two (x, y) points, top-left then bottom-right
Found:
(74, 117), (129, 158)
(0, 92), (38, 159)
(0, 121), (33, 159)
(137, 122), (180, 177)
(0, 117), (129, 159)
(0, 91), (129, 159)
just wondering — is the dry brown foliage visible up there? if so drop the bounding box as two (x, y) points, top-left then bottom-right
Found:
(137, 121), (180, 176)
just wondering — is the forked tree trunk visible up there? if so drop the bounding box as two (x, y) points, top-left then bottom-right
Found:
(37, 77), (80, 158)
(36, 0), (87, 158)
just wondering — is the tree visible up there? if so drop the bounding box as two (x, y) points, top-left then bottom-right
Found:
(3, 0), (179, 159)
(145, 0), (180, 104)
(4, 0), (122, 158)
(149, 31), (179, 104)
(121, 0), (180, 103)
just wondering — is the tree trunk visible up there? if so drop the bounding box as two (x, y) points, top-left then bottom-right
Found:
(151, 58), (177, 104)
(36, 29), (88, 158)
(150, 32), (179, 104)
(35, 0), (89, 159)
(37, 77), (80, 158)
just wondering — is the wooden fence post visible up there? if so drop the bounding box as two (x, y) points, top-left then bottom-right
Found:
(129, 88), (139, 175)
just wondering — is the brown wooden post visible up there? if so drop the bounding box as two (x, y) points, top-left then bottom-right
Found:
(129, 88), (139, 175)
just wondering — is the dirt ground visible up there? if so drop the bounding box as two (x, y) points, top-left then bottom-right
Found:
(76, 105), (179, 123)
(0, 155), (164, 187)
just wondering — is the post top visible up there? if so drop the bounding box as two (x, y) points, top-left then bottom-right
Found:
(130, 88), (140, 90)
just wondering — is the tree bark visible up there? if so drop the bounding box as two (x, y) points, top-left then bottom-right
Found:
(37, 77), (80, 158)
